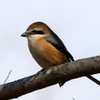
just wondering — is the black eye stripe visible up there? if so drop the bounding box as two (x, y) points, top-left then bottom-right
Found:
(30, 30), (44, 35)
(32, 30), (38, 33)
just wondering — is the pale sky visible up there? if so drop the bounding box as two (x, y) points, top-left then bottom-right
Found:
(0, 0), (100, 100)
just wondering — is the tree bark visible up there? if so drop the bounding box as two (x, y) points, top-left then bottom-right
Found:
(0, 56), (100, 100)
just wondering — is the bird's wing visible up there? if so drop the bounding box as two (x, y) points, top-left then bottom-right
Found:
(44, 30), (74, 62)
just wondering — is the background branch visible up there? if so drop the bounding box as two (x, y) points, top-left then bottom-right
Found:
(0, 56), (100, 100)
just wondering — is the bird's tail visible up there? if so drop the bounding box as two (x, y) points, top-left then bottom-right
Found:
(86, 75), (100, 85)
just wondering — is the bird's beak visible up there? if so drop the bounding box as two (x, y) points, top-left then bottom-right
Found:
(21, 32), (27, 37)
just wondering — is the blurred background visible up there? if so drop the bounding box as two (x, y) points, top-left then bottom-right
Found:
(0, 0), (100, 100)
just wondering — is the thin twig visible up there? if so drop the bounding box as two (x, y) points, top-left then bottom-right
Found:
(72, 98), (75, 100)
(4, 70), (12, 84)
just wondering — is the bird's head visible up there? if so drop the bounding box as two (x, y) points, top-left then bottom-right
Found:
(21, 22), (52, 41)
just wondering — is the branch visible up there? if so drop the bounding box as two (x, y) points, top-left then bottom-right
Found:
(0, 56), (100, 100)
(3, 70), (12, 84)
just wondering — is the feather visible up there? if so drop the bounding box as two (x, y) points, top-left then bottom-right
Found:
(44, 30), (74, 62)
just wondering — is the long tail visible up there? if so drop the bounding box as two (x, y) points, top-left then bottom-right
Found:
(67, 54), (100, 86)
(60, 51), (100, 86)
(86, 75), (100, 85)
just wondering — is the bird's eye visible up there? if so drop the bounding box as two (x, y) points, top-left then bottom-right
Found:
(31, 30), (38, 34)
(31, 30), (44, 35)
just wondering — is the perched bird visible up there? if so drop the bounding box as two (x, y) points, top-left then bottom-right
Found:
(21, 22), (100, 86)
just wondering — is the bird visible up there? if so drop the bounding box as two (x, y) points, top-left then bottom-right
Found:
(21, 22), (100, 86)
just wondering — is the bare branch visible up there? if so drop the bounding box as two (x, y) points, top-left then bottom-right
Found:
(0, 56), (100, 100)
(4, 70), (12, 84)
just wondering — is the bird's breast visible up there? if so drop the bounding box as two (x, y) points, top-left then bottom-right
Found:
(28, 38), (69, 68)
